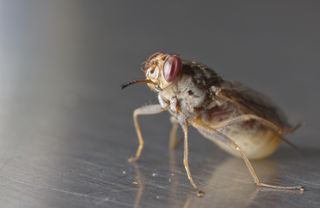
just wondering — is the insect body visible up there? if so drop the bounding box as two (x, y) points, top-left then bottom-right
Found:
(122, 52), (303, 196)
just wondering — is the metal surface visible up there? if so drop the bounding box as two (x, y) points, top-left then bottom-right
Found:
(0, 1), (319, 207)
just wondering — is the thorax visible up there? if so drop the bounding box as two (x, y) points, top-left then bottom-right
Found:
(157, 74), (236, 123)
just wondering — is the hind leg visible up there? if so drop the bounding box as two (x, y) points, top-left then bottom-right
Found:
(193, 122), (304, 191)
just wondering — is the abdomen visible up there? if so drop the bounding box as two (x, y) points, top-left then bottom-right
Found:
(196, 124), (281, 160)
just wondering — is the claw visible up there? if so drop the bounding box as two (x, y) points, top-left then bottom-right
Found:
(196, 189), (205, 197)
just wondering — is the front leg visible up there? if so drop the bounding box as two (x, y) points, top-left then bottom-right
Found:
(128, 104), (165, 163)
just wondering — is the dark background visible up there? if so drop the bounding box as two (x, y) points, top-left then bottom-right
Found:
(0, 1), (319, 207)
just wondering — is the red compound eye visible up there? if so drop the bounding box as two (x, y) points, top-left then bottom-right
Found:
(163, 55), (182, 82)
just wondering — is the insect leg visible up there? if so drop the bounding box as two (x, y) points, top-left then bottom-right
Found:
(211, 114), (283, 134)
(215, 89), (300, 135)
(207, 114), (300, 149)
(169, 116), (180, 150)
(128, 104), (165, 163)
(179, 119), (205, 197)
(197, 125), (304, 191)
(283, 123), (302, 134)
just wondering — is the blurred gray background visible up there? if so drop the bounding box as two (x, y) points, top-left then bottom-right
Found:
(0, 1), (319, 207)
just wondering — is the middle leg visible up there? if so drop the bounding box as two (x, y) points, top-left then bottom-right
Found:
(179, 118), (205, 197)
(169, 116), (181, 150)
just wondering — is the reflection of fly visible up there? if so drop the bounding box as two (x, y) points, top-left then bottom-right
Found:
(122, 52), (304, 197)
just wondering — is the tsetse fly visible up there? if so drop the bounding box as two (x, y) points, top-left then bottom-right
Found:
(121, 52), (304, 197)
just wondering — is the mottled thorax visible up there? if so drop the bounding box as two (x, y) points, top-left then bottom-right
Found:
(158, 60), (224, 119)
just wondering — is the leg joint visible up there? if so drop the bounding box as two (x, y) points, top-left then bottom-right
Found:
(183, 159), (188, 165)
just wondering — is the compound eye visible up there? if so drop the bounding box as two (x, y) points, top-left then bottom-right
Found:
(163, 55), (182, 82)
